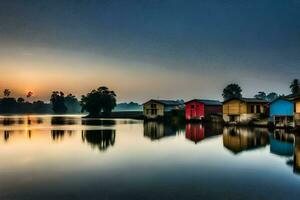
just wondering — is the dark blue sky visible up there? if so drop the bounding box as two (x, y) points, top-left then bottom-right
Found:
(0, 0), (300, 102)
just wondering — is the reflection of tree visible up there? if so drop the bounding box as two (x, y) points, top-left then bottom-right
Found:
(82, 119), (116, 126)
(0, 118), (16, 126)
(51, 130), (65, 141)
(144, 122), (182, 140)
(3, 130), (11, 141)
(51, 117), (76, 125)
(223, 126), (269, 154)
(294, 136), (300, 174)
(82, 130), (116, 151)
(185, 123), (223, 144)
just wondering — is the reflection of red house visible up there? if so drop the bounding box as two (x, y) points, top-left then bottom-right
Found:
(185, 124), (205, 143)
(185, 99), (222, 120)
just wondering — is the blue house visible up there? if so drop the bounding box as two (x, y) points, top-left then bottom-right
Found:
(269, 97), (294, 127)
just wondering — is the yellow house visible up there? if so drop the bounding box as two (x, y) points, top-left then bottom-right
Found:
(294, 97), (300, 127)
(223, 98), (267, 124)
(143, 99), (183, 119)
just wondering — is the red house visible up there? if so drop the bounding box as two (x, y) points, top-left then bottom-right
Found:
(185, 99), (222, 121)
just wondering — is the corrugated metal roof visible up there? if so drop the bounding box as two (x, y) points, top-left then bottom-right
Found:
(143, 99), (184, 106)
(185, 99), (222, 106)
(223, 97), (268, 103)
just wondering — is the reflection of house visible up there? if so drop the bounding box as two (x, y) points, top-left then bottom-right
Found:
(143, 122), (178, 140)
(270, 130), (294, 156)
(185, 124), (205, 143)
(185, 123), (223, 144)
(223, 98), (267, 124)
(82, 130), (116, 151)
(269, 97), (294, 127)
(143, 99), (183, 119)
(185, 99), (222, 121)
(294, 136), (300, 173)
(223, 126), (269, 154)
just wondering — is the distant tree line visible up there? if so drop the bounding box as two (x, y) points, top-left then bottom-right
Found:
(0, 89), (52, 114)
(0, 86), (117, 116)
(1, 78), (300, 115)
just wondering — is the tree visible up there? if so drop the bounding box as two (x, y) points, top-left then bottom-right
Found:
(266, 92), (279, 102)
(17, 97), (25, 103)
(290, 79), (300, 94)
(81, 86), (117, 117)
(222, 83), (242, 100)
(254, 91), (279, 102)
(26, 91), (33, 98)
(254, 92), (267, 100)
(50, 91), (67, 114)
(65, 94), (81, 113)
(0, 97), (17, 113)
(3, 89), (11, 97)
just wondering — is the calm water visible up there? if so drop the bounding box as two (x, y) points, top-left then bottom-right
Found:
(0, 115), (300, 200)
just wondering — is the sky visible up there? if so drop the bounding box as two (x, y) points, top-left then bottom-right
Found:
(0, 0), (300, 103)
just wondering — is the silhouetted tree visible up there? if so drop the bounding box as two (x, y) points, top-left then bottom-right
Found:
(266, 92), (279, 102)
(26, 91), (33, 98)
(254, 91), (279, 102)
(0, 97), (17, 113)
(290, 79), (300, 94)
(3, 89), (11, 97)
(254, 92), (267, 100)
(50, 91), (67, 114)
(81, 86), (117, 117)
(222, 83), (242, 100)
(17, 97), (25, 103)
(32, 101), (51, 113)
(65, 94), (81, 113)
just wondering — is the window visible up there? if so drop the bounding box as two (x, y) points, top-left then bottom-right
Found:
(151, 109), (157, 115)
(250, 105), (255, 113)
(191, 105), (195, 109)
(151, 103), (156, 108)
(256, 105), (261, 113)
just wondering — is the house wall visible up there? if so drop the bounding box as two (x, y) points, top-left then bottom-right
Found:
(205, 105), (223, 117)
(223, 99), (247, 115)
(295, 100), (300, 113)
(185, 101), (204, 120)
(223, 113), (261, 124)
(143, 101), (164, 119)
(223, 100), (266, 124)
(269, 99), (294, 121)
(294, 100), (300, 127)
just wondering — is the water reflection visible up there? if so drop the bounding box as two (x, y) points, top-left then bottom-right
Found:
(51, 130), (75, 141)
(143, 121), (183, 140)
(270, 130), (294, 157)
(185, 123), (223, 143)
(82, 130), (116, 151)
(294, 136), (300, 173)
(1, 115), (300, 199)
(51, 116), (77, 125)
(223, 126), (269, 154)
(82, 119), (117, 126)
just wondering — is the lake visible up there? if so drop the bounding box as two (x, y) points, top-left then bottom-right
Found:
(0, 115), (300, 200)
